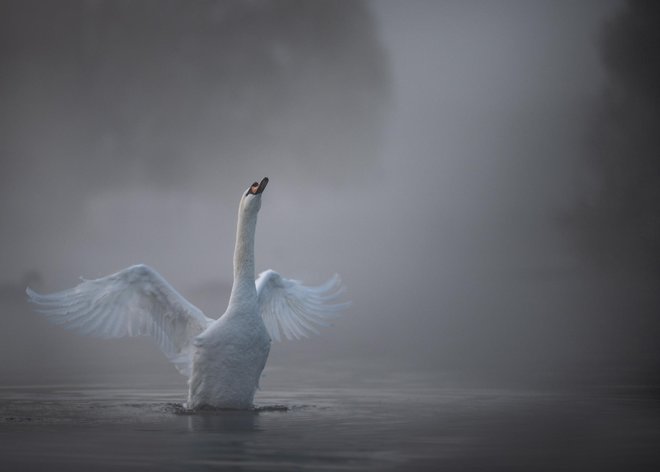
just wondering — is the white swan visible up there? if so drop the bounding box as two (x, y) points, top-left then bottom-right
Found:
(27, 177), (348, 409)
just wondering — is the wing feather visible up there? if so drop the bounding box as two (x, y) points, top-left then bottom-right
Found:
(26, 264), (212, 377)
(256, 270), (349, 342)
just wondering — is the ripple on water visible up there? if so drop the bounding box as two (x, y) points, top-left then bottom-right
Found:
(2, 384), (660, 471)
(164, 402), (318, 416)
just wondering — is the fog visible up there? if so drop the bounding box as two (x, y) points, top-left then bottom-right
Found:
(2, 0), (657, 388)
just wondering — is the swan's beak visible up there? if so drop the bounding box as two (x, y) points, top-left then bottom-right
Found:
(248, 177), (269, 195)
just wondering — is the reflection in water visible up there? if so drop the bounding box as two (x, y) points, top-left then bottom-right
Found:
(184, 410), (262, 470)
(185, 408), (260, 432)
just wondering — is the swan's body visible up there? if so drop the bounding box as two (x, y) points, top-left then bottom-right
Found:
(27, 178), (347, 409)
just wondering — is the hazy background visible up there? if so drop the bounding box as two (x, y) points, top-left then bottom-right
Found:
(2, 0), (658, 388)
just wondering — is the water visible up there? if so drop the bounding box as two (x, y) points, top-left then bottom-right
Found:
(1, 373), (660, 471)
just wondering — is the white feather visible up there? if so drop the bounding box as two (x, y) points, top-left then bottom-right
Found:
(26, 264), (211, 377)
(256, 270), (349, 342)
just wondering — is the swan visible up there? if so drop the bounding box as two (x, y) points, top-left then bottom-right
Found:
(26, 177), (348, 409)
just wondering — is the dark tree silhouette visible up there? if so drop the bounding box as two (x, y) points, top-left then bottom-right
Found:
(0, 0), (389, 193)
(572, 0), (660, 275)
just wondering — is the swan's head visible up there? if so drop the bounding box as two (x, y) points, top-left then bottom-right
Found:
(240, 177), (269, 214)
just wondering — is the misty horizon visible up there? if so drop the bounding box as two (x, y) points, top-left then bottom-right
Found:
(2, 0), (659, 389)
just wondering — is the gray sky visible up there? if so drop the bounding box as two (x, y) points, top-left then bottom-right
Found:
(4, 0), (654, 387)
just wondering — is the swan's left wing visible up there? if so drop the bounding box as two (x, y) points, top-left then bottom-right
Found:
(26, 264), (212, 377)
(256, 270), (349, 342)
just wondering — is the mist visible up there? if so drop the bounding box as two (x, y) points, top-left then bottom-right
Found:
(2, 0), (656, 389)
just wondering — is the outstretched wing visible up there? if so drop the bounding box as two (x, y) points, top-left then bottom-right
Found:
(26, 264), (212, 377)
(256, 270), (349, 342)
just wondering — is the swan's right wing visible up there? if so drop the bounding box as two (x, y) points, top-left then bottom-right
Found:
(256, 270), (349, 342)
(26, 264), (212, 377)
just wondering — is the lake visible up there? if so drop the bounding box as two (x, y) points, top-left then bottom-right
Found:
(1, 370), (659, 471)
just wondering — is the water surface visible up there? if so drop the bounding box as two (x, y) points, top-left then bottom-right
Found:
(1, 374), (659, 471)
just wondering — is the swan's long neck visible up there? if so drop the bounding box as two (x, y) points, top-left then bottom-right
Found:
(228, 206), (258, 309)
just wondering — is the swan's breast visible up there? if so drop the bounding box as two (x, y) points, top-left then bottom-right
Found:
(188, 309), (270, 408)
